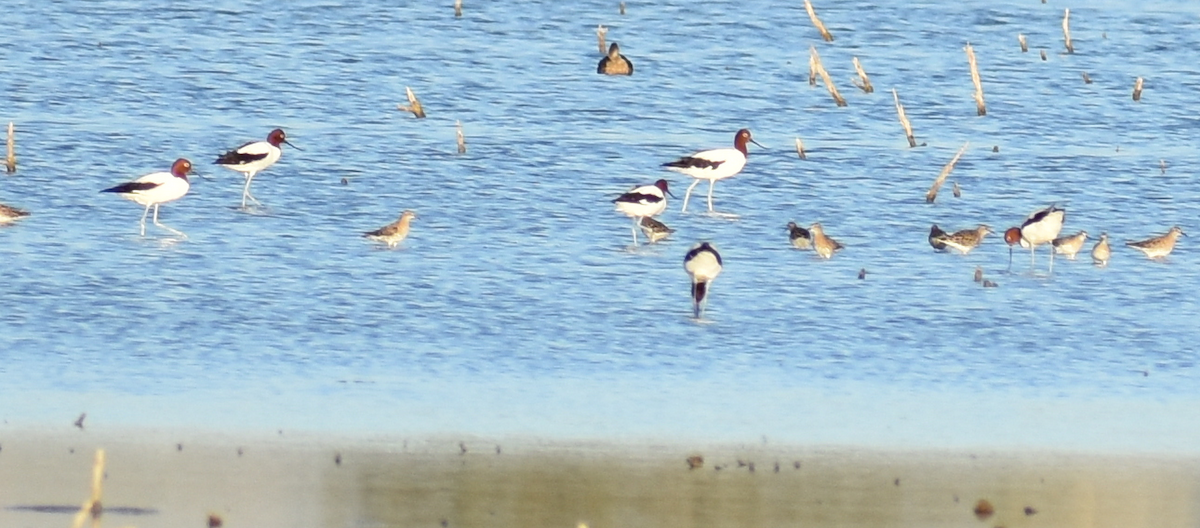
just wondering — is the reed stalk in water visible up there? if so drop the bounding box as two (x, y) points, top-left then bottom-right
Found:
(456, 121), (466, 154)
(398, 86), (426, 118)
(1133, 77), (1144, 101)
(851, 57), (874, 93)
(5, 123), (14, 174)
(892, 89), (917, 148)
(965, 43), (986, 116)
(926, 142), (969, 203)
(1062, 9), (1074, 54)
(810, 46), (846, 107)
(596, 25), (607, 55)
(795, 138), (807, 160)
(804, 0), (834, 42)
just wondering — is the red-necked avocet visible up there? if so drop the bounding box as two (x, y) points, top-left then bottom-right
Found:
(101, 158), (194, 237)
(1006, 205), (1065, 271)
(364, 210), (417, 248)
(684, 242), (723, 318)
(613, 179), (674, 245)
(0, 203), (30, 224)
(215, 128), (298, 209)
(663, 129), (763, 214)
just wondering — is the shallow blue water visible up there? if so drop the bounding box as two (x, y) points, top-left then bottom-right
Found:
(1, 0), (1199, 452)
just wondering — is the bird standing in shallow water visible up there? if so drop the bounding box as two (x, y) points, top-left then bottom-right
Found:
(613, 179), (673, 245)
(664, 129), (763, 214)
(597, 42), (633, 75)
(787, 222), (811, 249)
(215, 128), (299, 209)
(0, 203), (30, 224)
(364, 210), (417, 248)
(639, 216), (674, 244)
(684, 242), (722, 318)
(1006, 205), (1065, 271)
(809, 223), (843, 259)
(101, 158), (193, 237)
(932, 225), (991, 255)
(1127, 226), (1185, 259)
(1052, 230), (1088, 260)
(1091, 232), (1111, 266)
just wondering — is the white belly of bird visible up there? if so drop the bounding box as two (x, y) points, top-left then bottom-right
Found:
(124, 173), (189, 206)
(686, 253), (722, 282)
(615, 198), (666, 218)
(223, 145), (282, 175)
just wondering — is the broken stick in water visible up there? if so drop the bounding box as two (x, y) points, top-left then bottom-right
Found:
(851, 57), (874, 94)
(398, 87), (426, 118)
(1062, 9), (1074, 53)
(795, 138), (807, 160)
(804, 0), (834, 42)
(5, 122), (14, 174)
(925, 142), (969, 203)
(619, 2), (625, 15)
(965, 43), (986, 116)
(596, 25), (607, 55)
(456, 121), (466, 154)
(810, 46), (846, 107)
(807, 52), (818, 86)
(1133, 77), (1144, 101)
(892, 89), (917, 148)
(1040, 49), (1047, 61)
(1082, 71), (1092, 84)
(70, 449), (105, 528)
(1018, 34), (1028, 53)
(454, 0), (462, 17)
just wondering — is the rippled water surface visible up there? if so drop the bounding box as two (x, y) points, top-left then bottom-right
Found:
(2, 0), (1199, 452)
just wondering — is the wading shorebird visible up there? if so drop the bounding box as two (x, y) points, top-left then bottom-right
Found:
(929, 224), (948, 251)
(101, 158), (193, 237)
(932, 224), (992, 255)
(613, 179), (673, 245)
(684, 242), (722, 318)
(639, 216), (674, 244)
(1091, 232), (1111, 266)
(787, 222), (811, 250)
(664, 129), (763, 214)
(1126, 226), (1185, 259)
(364, 210), (417, 248)
(0, 203), (30, 224)
(1006, 205), (1065, 270)
(215, 128), (299, 209)
(809, 222), (843, 259)
(1052, 230), (1088, 260)
(597, 42), (633, 75)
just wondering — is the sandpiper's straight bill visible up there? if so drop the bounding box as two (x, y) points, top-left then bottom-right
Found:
(0, 203), (30, 224)
(928, 224), (948, 251)
(364, 210), (417, 248)
(1052, 230), (1088, 260)
(1007, 205), (1065, 270)
(215, 128), (299, 209)
(809, 222), (843, 259)
(101, 158), (194, 237)
(684, 242), (722, 318)
(597, 42), (633, 75)
(933, 224), (992, 255)
(663, 129), (763, 214)
(1092, 232), (1111, 266)
(1126, 226), (1185, 259)
(613, 179), (673, 245)
(639, 216), (674, 244)
(787, 221), (811, 250)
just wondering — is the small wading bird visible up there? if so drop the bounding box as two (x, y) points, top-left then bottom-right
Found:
(1052, 230), (1088, 260)
(684, 242), (722, 318)
(932, 224), (992, 255)
(809, 222), (843, 259)
(0, 203), (30, 224)
(613, 179), (673, 245)
(215, 128), (299, 209)
(787, 222), (811, 250)
(639, 216), (674, 244)
(1091, 232), (1111, 266)
(364, 210), (417, 248)
(597, 42), (633, 75)
(664, 129), (763, 214)
(1005, 204), (1065, 271)
(1127, 226), (1185, 259)
(101, 158), (194, 237)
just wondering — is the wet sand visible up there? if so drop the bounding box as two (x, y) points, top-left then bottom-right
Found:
(1, 428), (1198, 528)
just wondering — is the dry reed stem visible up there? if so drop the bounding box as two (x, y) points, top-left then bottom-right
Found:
(925, 142), (969, 203)
(1082, 71), (1092, 84)
(965, 44), (986, 116)
(1062, 9), (1074, 53)
(619, 2), (625, 15)
(456, 121), (466, 154)
(892, 89), (916, 148)
(5, 122), (14, 174)
(596, 25), (607, 55)
(454, 0), (462, 17)
(1133, 77), (1144, 101)
(804, 0), (834, 42)
(795, 138), (807, 160)
(70, 449), (105, 528)
(851, 57), (874, 93)
(1040, 49), (1047, 61)
(1018, 34), (1027, 52)
(1160, 160), (1167, 174)
(810, 46), (846, 107)
(398, 87), (426, 118)
(807, 52), (818, 86)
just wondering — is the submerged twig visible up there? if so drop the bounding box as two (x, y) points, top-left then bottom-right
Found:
(456, 121), (466, 154)
(810, 46), (846, 106)
(398, 86), (426, 118)
(965, 43), (986, 116)
(1018, 34), (1028, 53)
(804, 0), (834, 42)
(1133, 77), (1144, 101)
(926, 142), (969, 203)
(851, 57), (874, 94)
(892, 89), (917, 148)
(795, 137), (807, 160)
(1062, 9), (1074, 54)
(596, 25), (607, 55)
(454, 0), (462, 17)
(5, 122), (14, 174)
